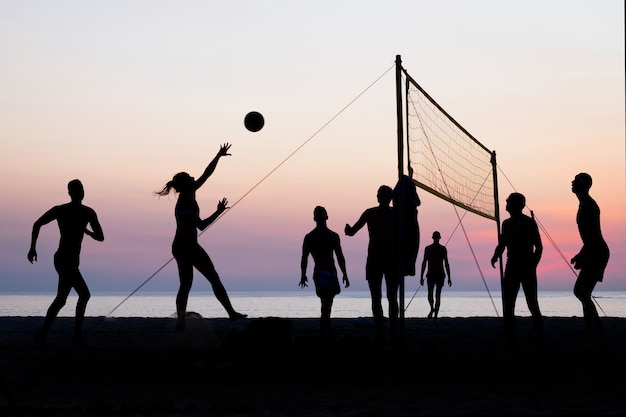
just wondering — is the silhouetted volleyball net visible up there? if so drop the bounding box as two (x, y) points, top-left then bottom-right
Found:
(396, 56), (501, 318)
(402, 69), (497, 221)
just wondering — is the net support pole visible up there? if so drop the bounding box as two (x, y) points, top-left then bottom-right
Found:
(491, 151), (504, 311)
(395, 54), (406, 344)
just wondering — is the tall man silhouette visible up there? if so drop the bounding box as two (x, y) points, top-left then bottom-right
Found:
(345, 185), (397, 341)
(491, 192), (543, 349)
(571, 173), (610, 344)
(28, 179), (104, 347)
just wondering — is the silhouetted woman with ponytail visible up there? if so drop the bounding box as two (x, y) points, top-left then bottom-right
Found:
(156, 143), (246, 331)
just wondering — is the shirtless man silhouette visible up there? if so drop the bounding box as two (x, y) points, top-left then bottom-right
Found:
(571, 173), (610, 344)
(300, 206), (349, 338)
(491, 192), (543, 350)
(28, 179), (104, 347)
(420, 231), (451, 319)
(345, 185), (397, 341)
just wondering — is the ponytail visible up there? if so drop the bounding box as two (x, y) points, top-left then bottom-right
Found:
(154, 180), (175, 197)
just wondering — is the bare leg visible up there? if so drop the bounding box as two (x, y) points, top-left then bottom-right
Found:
(209, 277), (246, 321)
(386, 276), (399, 341)
(37, 256), (74, 343)
(574, 273), (602, 342)
(502, 273), (521, 349)
(194, 247), (246, 321)
(427, 281), (435, 318)
(522, 276), (543, 348)
(320, 295), (334, 339)
(368, 278), (384, 340)
(37, 285), (71, 343)
(72, 271), (91, 347)
(174, 258), (194, 332)
(434, 284), (443, 319)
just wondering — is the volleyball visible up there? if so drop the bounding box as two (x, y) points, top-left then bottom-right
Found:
(244, 111), (264, 132)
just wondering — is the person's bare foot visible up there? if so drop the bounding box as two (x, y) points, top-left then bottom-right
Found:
(229, 312), (247, 322)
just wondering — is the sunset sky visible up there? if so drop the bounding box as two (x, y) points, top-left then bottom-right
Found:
(1, 1), (624, 298)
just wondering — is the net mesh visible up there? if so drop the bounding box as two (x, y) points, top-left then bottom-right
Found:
(405, 76), (496, 220)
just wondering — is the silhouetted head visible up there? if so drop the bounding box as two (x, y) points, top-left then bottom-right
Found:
(67, 179), (84, 202)
(572, 172), (592, 195)
(505, 192), (526, 213)
(171, 172), (195, 192)
(432, 231), (441, 240)
(155, 172), (194, 196)
(377, 185), (393, 205)
(313, 206), (328, 222)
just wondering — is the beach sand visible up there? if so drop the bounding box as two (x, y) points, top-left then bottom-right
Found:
(1, 314), (625, 416)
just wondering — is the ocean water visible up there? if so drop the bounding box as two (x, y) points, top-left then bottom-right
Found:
(1, 290), (625, 319)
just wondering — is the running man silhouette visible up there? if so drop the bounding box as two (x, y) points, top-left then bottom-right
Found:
(345, 185), (398, 341)
(571, 173), (610, 344)
(27, 179), (104, 348)
(420, 231), (451, 319)
(155, 143), (246, 331)
(490, 192), (543, 350)
(299, 206), (349, 339)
